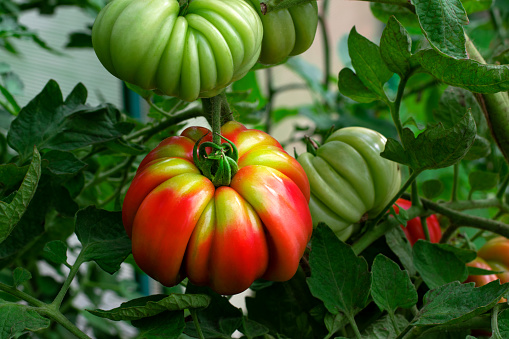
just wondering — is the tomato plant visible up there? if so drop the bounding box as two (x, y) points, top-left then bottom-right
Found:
(3, 0), (509, 338)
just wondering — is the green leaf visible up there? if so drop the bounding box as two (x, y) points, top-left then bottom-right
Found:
(412, 0), (468, 59)
(413, 240), (469, 289)
(415, 49), (509, 93)
(385, 227), (416, 277)
(362, 313), (409, 338)
(307, 224), (371, 317)
(7, 80), (131, 163)
(434, 243), (476, 263)
(0, 163), (28, 193)
(43, 240), (68, 266)
(0, 147), (41, 245)
(125, 82), (153, 100)
(370, 3), (420, 29)
(338, 68), (379, 103)
(463, 135), (491, 160)
(185, 284), (243, 339)
(348, 27), (393, 100)
(421, 179), (444, 199)
(246, 269), (322, 338)
(88, 294), (210, 321)
(381, 112), (476, 171)
(469, 170), (499, 192)
(43, 150), (87, 178)
(131, 311), (185, 339)
(12, 267), (31, 287)
(0, 301), (50, 337)
(497, 309), (509, 337)
(380, 16), (413, 76)
(66, 31), (92, 48)
(433, 87), (482, 129)
(371, 254), (418, 315)
(461, 0), (493, 14)
(414, 280), (509, 326)
(240, 317), (270, 338)
(467, 266), (502, 276)
(75, 206), (132, 274)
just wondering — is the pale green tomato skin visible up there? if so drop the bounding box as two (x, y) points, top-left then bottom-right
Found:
(92, 0), (263, 102)
(246, 0), (318, 65)
(297, 127), (401, 240)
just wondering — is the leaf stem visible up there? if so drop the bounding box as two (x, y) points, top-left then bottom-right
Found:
(352, 171), (422, 254)
(147, 98), (184, 118)
(127, 107), (203, 142)
(51, 252), (85, 309)
(390, 75), (408, 142)
(0, 282), (45, 307)
(190, 309), (206, 339)
(394, 322), (413, 339)
(420, 197), (509, 238)
(497, 172), (509, 201)
(345, 313), (362, 339)
(37, 306), (92, 339)
(372, 170), (421, 225)
(265, 68), (275, 134)
(319, 0), (331, 91)
(451, 163), (459, 202)
(388, 311), (401, 335)
(492, 304), (503, 339)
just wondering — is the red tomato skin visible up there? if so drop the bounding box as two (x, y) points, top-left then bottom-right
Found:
(465, 257), (500, 287)
(122, 122), (312, 294)
(394, 198), (442, 245)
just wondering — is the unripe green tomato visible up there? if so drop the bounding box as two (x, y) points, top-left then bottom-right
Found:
(297, 127), (401, 240)
(92, 0), (263, 102)
(246, 0), (318, 65)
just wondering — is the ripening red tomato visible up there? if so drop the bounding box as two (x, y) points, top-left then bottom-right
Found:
(122, 121), (312, 294)
(393, 198), (442, 245)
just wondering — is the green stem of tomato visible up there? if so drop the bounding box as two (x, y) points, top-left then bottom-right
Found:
(451, 163), (459, 202)
(265, 68), (275, 134)
(420, 197), (509, 239)
(492, 304), (503, 339)
(390, 75), (408, 143)
(202, 95), (223, 145)
(352, 171), (422, 254)
(319, 1), (331, 91)
(190, 309), (206, 339)
(388, 311), (401, 335)
(52, 252), (85, 309)
(421, 216), (431, 242)
(496, 172), (509, 201)
(345, 312), (362, 339)
(373, 170), (421, 225)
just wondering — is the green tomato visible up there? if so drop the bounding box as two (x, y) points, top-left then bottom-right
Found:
(92, 0), (263, 102)
(246, 0), (318, 65)
(297, 127), (401, 240)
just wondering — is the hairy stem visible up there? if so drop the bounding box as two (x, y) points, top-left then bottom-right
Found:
(191, 309), (206, 339)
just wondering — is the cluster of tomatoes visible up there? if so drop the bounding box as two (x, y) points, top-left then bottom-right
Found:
(92, 0), (318, 102)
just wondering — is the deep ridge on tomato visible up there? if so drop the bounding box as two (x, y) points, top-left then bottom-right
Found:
(92, 0), (263, 102)
(122, 121), (312, 295)
(297, 126), (401, 241)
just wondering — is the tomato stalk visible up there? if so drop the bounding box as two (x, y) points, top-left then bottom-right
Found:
(260, 0), (312, 13)
(196, 94), (240, 186)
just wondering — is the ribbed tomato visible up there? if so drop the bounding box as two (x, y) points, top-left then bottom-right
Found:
(92, 0), (263, 101)
(122, 121), (312, 294)
(297, 127), (401, 240)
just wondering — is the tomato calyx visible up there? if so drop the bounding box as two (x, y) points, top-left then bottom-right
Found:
(304, 135), (320, 156)
(193, 133), (239, 187)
